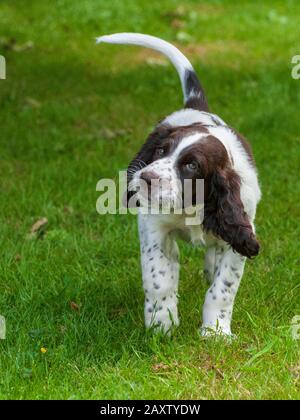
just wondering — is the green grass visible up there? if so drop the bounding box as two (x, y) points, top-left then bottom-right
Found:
(0, 0), (299, 400)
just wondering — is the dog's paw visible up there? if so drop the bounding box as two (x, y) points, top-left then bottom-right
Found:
(200, 326), (236, 341)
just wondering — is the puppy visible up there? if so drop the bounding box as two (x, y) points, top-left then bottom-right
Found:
(97, 33), (261, 336)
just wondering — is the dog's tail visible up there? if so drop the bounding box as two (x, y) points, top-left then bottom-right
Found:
(96, 33), (209, 112)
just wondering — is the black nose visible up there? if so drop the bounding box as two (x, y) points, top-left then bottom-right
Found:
(140, 170), (160, 186)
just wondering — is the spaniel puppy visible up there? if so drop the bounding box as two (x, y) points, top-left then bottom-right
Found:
(97, 33), (261, 337)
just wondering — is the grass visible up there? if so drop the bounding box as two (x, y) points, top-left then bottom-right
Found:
(0, 0), (299, 400)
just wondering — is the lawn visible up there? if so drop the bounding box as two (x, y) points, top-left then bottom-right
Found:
(0, 0), (299, 400)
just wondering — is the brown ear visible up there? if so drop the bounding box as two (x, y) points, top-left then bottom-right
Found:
(203, 169), (260, 258)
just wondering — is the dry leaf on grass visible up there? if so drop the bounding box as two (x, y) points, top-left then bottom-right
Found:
(30, 217), (48, 234)
(27, 217), (48, 240)
(152, 362), (170, 372)
(70, 301), (80, 312)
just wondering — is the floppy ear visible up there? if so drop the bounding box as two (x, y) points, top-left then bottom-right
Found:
(203, 169), (260, 258)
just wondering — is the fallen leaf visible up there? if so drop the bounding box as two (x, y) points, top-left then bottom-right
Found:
(70, 301), (79, 312)
(27, 217), (48, 240)
(152, 362), (169, 372)
(30, 217), (48, 234)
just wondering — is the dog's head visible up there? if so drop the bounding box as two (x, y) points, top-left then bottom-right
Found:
(127, 118), (259, 258)
(97, 33), (260, 258)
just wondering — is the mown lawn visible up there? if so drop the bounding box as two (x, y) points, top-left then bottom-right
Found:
(0, 0), (299, 399)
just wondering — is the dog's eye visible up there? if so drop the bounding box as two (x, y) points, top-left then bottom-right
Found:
(185, 161), (199, 172)
(155, 147), (165, 158)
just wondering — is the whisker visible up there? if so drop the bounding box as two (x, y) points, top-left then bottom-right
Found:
(128, 165), (141, 172)
(135, 158), (147, 168)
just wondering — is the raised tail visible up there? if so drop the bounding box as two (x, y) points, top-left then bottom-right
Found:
(96, 33), (209, 112)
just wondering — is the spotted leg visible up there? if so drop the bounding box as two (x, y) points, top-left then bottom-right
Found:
(203, 246), (223, 284)
(203, 247), (215, 283)
(138, 214), (180, 334)
(201, 246), (246, 336)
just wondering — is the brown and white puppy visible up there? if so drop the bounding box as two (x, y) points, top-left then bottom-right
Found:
(97, 33), (261, 336)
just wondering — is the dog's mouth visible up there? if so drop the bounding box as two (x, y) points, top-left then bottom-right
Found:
(128, 189), (173, 210)
(127, 180), (181, 212)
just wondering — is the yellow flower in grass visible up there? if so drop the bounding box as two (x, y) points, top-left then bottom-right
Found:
(40, 347), (47, 354)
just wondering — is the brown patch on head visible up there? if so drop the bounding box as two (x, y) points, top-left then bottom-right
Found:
(126, 122), (209, 207)
(164, 123), (209, 148)
(178, 135), (228, 178)
(176, 135), (229, 208)
(127, 122), (209, 179)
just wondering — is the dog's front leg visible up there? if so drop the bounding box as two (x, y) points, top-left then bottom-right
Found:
(201, 247), (246, 337)
(138, 215), (180, 334)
